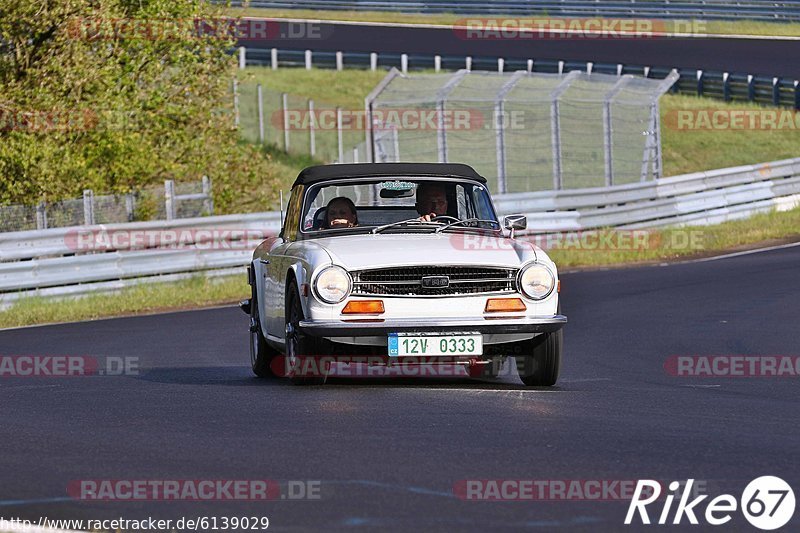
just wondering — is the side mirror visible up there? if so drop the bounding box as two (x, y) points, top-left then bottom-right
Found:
(504, 214), (527, 230)
(504, 215), (527, 238)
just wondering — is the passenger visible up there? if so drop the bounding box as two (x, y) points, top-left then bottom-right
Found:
(415, 182), (449, 222)
(324, 196), (358, 229)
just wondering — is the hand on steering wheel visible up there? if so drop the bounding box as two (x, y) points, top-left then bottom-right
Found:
(431, 215), (459, 223)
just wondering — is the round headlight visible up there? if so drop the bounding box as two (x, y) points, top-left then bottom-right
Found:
(518, 263), (555, 300)
(314, 265), (351, 304)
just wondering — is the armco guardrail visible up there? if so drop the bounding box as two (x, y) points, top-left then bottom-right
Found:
(239, 48), (800, 109)
(1, 158), (799, 308)
(228, 0), (800, 21)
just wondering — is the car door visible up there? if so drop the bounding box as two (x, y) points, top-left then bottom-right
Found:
(261, 185), (304, 339)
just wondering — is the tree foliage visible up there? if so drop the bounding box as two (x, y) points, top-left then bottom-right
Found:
(0, 0), (276, 212)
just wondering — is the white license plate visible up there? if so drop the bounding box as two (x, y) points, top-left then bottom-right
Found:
(388, 332), (483, 356)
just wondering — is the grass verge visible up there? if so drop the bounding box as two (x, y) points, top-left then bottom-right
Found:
(229, 8), (800, 37)
(1, 206), (799, 329)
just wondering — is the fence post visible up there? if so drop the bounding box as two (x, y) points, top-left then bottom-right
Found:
(336, 107), (344, 162)
(271, 48), (278, 70)
(795, 80), (800, 110)
(550, 71), (579, 190)
(282, 92), (290, 151)
(696, 69), (704, 96)
(238, 46), (246, 70)
(435, 70), (468, 164)
(722, 72), (731, 101)
(35, 202), (47, 230)
(353, 147), (359, 163)
(558, 60), (564, 75)
(370, 52), (378, 71)
(586, 61), (593, 75)
(494, 71), (525, 193)
(305, 49), (312, 70)
(82, 189), (95, 225)
(164, 180), (175, 221)
(125, 193), (135, 222)
(602, 76), (632, 187)
(401, 53), (408, 74)
(465, 56), (472, 71)
(747, 75), (756, 102)
(643, 66), (650, 78)
(617, 63), (623, 76)
(202, 175), (213, 215)
(232, 78), (240, 127)
(308, 99), (316, 158)
(336, 51), (343, 71)
(497, 58), (504, 72)
(257, 83), (265, 144)
(773, 77), (781, 106)
(527, 59), (533, 73)
(434, 55), (441, 72)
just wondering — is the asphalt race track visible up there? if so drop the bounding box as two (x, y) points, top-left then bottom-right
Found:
(240, 21), (800, 78)
(1, 244), (798, 531)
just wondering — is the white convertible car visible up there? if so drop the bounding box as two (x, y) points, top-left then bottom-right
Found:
(240, 163), (566, 385)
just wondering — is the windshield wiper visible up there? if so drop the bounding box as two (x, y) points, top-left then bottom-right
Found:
(371, 218), (437, 234)
(434, 218), (501, 233)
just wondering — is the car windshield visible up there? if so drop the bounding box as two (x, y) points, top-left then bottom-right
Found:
(300, 178), (499, 235)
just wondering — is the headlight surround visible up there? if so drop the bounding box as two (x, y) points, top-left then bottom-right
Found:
(518, 262), (556, 300)
(313, 265), (351, 304)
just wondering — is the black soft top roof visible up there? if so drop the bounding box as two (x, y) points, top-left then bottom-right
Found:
(292, 163), (486, 188)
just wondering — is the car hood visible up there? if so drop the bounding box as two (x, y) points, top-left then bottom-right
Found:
(309, 232), (540, 270)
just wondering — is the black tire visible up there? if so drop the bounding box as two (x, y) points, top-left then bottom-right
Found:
(286, 281), (328, 385)
(250, 282), (279, 378)
(517, 329), (562, 387)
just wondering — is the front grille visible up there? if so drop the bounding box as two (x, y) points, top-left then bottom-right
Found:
(351, 266), (518, 297)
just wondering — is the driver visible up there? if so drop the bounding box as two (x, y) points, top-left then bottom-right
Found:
(324, 197), (358, 229)
(415, 182), (449, 222)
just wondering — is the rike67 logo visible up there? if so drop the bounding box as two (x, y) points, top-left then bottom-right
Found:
(626, 477), (795, 530)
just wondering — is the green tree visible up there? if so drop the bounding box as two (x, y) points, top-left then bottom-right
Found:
(0, 0), (277, 213)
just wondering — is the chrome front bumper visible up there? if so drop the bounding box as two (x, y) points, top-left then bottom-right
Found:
(297, 315), (567, 337)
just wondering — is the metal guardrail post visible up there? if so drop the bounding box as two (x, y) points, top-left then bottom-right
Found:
(82, 189), (95, 226)
(238, 46), (246, 70)
(527, 59), (533, 73)
(336, 51), (343, 71)
(164, 180), (175, 221)
(336, 107), (344, 163)
(202, 176), (213, 215)
(232, 78), (240, 128)
(723, 72), (731, 101)
(35, 202), (47, 230)
(271, 48), (278, 70)
(773, 77), (781, 106)
(465, 56), (472, 71)
(282, 92), (290, 151)
(747, 75), (756, 102)
(308, 99), (316, 157)
(697, 70), (704, 96)
(434, 55), (441, 72)
(795, 81), (800, 110)
(305, 49), (312, 70)
(497, 58), (504, 72)
(257, 84), (265, 144)
(401, 54), (408, 74)
(370, 52), (378, 71)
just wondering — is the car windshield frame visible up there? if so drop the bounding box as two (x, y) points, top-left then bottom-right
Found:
(297, 176), (501, 240)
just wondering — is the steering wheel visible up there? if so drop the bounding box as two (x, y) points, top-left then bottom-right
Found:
(431, 215), (459, 223)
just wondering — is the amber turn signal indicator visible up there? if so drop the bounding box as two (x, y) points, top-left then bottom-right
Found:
(484, 298), (527, 313)
(342, 300), (385, 314)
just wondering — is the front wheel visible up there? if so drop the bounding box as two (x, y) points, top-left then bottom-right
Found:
(517, 329), (562, 387)
(286, 282), (328, 385)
